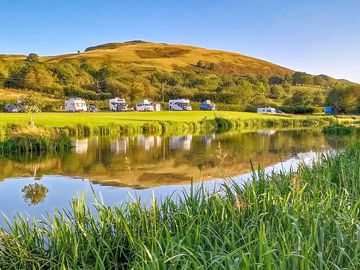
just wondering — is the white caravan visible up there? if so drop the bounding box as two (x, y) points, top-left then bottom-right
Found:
(65, 98), (87, 112)
(257, 107), (277, 114)
(168, 99), (192, 111)
(136, 99), (154, 112)
(109, 98), (128, 112)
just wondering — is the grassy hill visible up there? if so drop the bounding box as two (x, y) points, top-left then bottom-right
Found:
(0, 41), (357, 111)
(2, 40), (292, 76)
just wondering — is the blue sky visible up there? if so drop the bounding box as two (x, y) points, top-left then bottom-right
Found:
(0, 0), (359, 82)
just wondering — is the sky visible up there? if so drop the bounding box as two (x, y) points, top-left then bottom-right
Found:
(0, 0), (359, 82)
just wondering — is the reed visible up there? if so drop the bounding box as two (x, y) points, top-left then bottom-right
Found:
(0, 127), (72, 154)
(1, 140), (360, 269)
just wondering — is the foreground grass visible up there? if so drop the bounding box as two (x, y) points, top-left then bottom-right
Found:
(0, 111), (339, 136)
(1, 142), (360, 269)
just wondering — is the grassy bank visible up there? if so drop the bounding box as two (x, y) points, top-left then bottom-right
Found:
(0, 127), (72, 154)
(0, 111), (341, 136)
(1, 141), (360, 268)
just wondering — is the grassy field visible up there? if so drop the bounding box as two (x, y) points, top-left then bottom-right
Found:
(1, 140), (360, 268)
(0, 111), (340, 136)
(0, 111), (333, 127)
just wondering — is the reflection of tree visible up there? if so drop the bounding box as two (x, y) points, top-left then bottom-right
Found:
(22, 183), (48, 205)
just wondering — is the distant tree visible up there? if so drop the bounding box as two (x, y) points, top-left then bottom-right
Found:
(19, 93), (45, 113)
(291, 89), (313, 105)
(269, 85), (285, 99)
(312, 90), (325, 106)
(292, 72), (313, 85)
(269, 75), (284, 85)
(26, 53), (39, 64)
(327, 86), (360, 113)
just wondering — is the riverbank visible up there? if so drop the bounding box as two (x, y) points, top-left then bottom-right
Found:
(0, 111), (344, 136)
(1, 140), (360, 268)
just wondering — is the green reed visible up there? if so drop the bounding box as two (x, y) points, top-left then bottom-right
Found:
(0, 133), (72, 154)
(1, 141), (360, 269)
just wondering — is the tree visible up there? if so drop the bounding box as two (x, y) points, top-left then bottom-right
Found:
(18, 93), (45, 113)
(290, 89), (313, 105)
(269, 85), (285, 99)
(26, 53), (39, 64)
(327, 86), (360, 113)
(269, 75), (284, 85)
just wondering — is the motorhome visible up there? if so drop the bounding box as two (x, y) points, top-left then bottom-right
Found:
(65, 98), (87, 112)
(169, 99), (192, 111)
(257, 107), (276, 114)
(109, 98), (128, 112)
(136, 99), (154, 112)
(200, 100), (216, 111)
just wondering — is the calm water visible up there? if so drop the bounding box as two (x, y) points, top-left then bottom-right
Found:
(0, 129), (356, 222)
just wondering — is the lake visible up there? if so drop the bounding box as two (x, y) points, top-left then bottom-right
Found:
(0, 129), (355, 223)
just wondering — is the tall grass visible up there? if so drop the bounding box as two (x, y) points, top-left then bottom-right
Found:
(1, 141), (360, 269)
(0, 127), (72, 154)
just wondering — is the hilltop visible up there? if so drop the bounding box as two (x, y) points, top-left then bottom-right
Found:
(0, 41), (357, 111)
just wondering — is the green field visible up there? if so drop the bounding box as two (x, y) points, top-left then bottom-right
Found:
(0, 111), (331, 127)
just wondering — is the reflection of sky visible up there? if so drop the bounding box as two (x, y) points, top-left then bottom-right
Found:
(0, 151), (320, 227)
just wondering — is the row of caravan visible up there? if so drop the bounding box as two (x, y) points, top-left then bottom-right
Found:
(65, 98), (216, 112)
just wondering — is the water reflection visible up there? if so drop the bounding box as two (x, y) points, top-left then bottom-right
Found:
(170, 135), (192, 151)
(0, 130), (357, 192)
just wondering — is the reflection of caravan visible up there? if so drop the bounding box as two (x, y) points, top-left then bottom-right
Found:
(257, 107), (276, 114)
(110, 138), (129, 154)
(136, 99), (154, 112)
(170, 135), (192, 151)
(137, 135), (155, 151)
(200, 134), (216, 147)
(65, 98), (87, 112)
(72, 138), (89, 154)
(257, 130), (276, 136)
(109, 98), (128, 112)
(169, 99), (192, 111)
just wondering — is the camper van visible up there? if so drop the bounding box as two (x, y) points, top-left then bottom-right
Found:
(109, 98), (128, 112)
(169, 99), (192, 111)
(257, 107), (277, 114)
(65, 98), (87, 112)
(136, 99), (154, 112)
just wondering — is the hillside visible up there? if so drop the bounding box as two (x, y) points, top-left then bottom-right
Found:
(50, 40), (292, 76)
(0, 41), (357, 111)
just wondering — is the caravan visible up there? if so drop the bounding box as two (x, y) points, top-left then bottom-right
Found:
(65, 98), (87, 112)
(136, 99), (154, 112)
(169, 99), (192, 111)
(257, 107), (277, 114)
(109, 98), (128, 112)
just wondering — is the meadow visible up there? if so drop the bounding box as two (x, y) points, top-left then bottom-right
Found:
(0, 111), (338, 137)
(1, 139), (360, 269)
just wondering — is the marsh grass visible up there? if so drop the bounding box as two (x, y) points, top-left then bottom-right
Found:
(1, 141), (360, 269)
(0, 126), (72, 154)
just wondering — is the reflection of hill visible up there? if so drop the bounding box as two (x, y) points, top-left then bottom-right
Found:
(0, 130), (357, 189)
